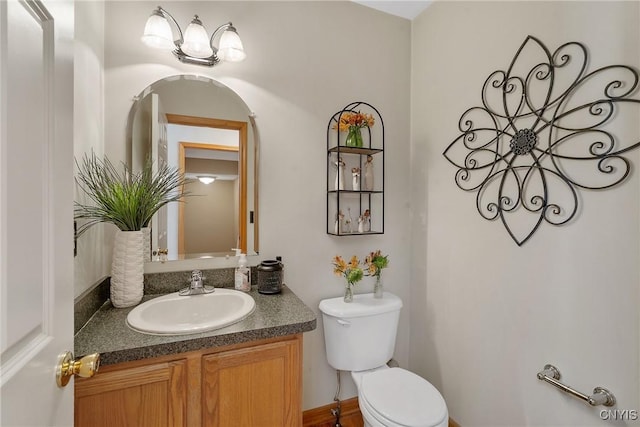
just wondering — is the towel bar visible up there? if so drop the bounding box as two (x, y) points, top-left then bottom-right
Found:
(537, 364), (615, 407)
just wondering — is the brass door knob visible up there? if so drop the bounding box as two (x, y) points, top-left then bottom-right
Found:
(55, 351), (100, 387)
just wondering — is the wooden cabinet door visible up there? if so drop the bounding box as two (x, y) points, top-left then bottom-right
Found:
(202, 335), (302, 427)
(75, 359), (188, 427)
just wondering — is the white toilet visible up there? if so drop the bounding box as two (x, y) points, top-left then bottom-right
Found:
(319, 292), (448, 427)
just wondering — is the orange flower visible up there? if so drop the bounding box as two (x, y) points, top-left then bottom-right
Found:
(332, 111), (375, 132)
(349, 255), (359, 268)
(332, 254), (364, 285)
(332, 255), (347, 276)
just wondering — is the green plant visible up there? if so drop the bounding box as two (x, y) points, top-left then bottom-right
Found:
(74, 152), (187, 236)
(365, 250), (389, 278)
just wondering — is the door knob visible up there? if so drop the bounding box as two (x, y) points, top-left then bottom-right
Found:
(55, 351), (100, 387)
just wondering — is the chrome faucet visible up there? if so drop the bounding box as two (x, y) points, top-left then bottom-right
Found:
(179, 270), (215, 296)
(190, 270), (204, 289)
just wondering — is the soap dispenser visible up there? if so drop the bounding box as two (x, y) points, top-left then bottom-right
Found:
(234, 253), (251, 292)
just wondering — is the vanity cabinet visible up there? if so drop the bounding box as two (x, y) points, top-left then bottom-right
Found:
(202, 338), (301, 426)
(75, 358), (188, 427)
(75, 334), (303, 427)
(327, 102), (384, 235)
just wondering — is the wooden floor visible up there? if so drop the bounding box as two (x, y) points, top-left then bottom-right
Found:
(303, 397), (460, 427)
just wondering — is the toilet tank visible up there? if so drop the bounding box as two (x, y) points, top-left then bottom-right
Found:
(319, 292), (402, 372)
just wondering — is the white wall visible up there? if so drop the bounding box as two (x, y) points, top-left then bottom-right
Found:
(103, 1), (411, 410)
(410, 2), (640, 425)
(74, 0), (108, 297)
(183, 177), (236, 253)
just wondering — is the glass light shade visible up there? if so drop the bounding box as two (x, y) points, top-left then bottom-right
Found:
(181, 16), (213, 58)
(198, 176), (215, 185)
(217, 28), (246, 62)
(141, 13), (175, 50)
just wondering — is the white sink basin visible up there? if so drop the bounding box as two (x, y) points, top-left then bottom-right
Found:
(127, 289), (255, 335)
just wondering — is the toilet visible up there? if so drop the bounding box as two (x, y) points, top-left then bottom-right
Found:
(319, 292), (448, 427)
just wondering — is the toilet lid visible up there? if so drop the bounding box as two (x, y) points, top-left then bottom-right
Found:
(360, 368), (447, 427)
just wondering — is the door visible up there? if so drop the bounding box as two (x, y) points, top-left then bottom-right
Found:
(151, 93), (169, 252)
(0, 0), (75, 425)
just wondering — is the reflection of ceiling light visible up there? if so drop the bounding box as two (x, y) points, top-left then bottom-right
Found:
(198, 176), (216, 185)
(141, 6), (246, 67)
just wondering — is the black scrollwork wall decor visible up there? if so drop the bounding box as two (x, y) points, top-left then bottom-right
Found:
(443, 35), (640, 246)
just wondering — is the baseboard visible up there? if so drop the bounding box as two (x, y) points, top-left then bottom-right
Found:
(302, 397), (460, 427)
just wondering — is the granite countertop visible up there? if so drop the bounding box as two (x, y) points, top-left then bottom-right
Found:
(75, 285), (317, 366)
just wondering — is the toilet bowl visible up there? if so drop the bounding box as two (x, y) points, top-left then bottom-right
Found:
(319, 292), (448, 427)
(352, 367), (448, 427)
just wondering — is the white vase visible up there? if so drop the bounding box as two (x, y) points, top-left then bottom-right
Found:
(110, 230), (144, 308)
(141, 227), (151, 262)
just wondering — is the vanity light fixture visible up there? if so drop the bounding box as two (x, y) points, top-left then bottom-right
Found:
(141, 6), (246, 67)
(198, 176), (216, 185)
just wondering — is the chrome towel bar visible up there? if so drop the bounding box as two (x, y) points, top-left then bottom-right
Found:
(537, 364), (616, 407)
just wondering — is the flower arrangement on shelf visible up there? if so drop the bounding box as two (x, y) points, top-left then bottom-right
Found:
(365, 250), (389, 298)
(332, 111), (376, 132)
(332, 255), (364, 302)
(332, 111), (375, 148)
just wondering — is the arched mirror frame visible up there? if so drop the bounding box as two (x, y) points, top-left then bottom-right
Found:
(125, 74), (259, 267)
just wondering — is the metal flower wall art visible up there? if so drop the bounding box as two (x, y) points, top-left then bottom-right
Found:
(443, 35), (640, 246)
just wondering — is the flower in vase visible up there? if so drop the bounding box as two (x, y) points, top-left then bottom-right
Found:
(332, 255), (364, 286)
(365, 250), (389, 279)
(332, 111), (375, 132)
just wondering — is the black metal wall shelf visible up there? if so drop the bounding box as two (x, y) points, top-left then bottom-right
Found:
(330, 231), (384, 236)
(327, 190), (383, 194)
(328, 146), (383, 156)
(326, 101), (384, 236)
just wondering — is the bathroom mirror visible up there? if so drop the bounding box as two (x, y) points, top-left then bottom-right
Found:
(126, 75), (258, 262)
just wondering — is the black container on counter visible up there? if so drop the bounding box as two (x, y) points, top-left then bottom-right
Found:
(257, 258), (284, 294)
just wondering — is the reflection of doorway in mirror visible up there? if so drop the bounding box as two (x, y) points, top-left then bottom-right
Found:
(164, 114), (249, 257)
(179, 142), (240, 255)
